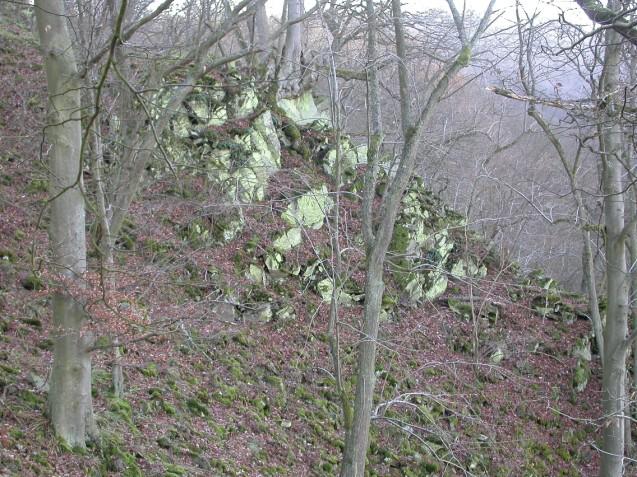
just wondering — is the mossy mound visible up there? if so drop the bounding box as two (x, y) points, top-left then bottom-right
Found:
(388, 177), (465, 303)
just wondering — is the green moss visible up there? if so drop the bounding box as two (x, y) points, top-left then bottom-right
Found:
(457, 46), (472, 66)
(389, 223), (410, 253)
(0, 249), (16, 262)
(162, 401), (177, 415)
(20, 317), (42, 328)
(116, 219), (137, 251)
(556, 446), (571, 461)
(36, 338), (53, 350)
(186, 398), (209, 416)
(573, 359), (590, 392)
(142, 239), (173, 259)
(212, 383), (238, 406)
(9, 428), (25, 440)
(157, 436), (172, 449)
(21, 273), (43, 291)
(21, 389), (43, 409)
(98, 432), (142, 477)
(294, 384), (312, 401)
(296, 142), (311, 160)
(141, 362), (159, 377)
(26, 179), (47, 194)
(447, 298), (473, 320)
(233, 331), (255, 347)
(109, 397), (133, 425)
(164, 464), (187, 476)
(283, 123), (301, 142)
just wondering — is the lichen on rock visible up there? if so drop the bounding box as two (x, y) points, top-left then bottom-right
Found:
(388, 178), (463, 302)
(278, 91), (329, 127)
(281, 185), (334, 230)
(272, 227), (303, 252)
(322, 137), (367, 184)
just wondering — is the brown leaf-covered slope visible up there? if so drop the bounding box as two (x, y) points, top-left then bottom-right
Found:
(0, 18), (604, 477)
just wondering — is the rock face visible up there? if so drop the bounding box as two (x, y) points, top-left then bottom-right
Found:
(163, 85), (468, 315)
(278, 91), (329, 127)
(388, 177), (464, 303)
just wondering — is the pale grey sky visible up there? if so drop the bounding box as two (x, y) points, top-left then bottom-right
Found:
(266, 0), (590, 25)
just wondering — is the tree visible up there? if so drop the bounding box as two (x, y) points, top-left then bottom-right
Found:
(340, 1), (495, 474)
(33, 0), (264, 446)
(597, 22), (629, 477)
(493, 2), (637, 473)
(34, 0), (95, 447)
(279, 0), (304, 94)
(512, 4), (605, 362)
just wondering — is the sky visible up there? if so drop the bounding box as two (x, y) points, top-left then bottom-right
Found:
(266, 0), (591, 25)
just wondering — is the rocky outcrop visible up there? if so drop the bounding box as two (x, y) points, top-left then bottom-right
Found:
(162, 85), (470, 316)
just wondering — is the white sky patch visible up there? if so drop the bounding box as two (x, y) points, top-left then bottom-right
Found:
(266, 0), (591, 25)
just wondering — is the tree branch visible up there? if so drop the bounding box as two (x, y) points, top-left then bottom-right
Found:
(574, 0), (637, 45)
(82, 0), (175, 74)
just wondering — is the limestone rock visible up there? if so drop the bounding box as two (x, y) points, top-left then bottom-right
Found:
(278, 91), (329, 127)
(281, 185), (333, 230)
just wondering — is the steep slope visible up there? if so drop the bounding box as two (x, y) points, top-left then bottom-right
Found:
(0, 19), (605, 477)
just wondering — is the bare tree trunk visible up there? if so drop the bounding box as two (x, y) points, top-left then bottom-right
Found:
(279, 0), (303, 94)
(599, 26), (629, 477)
(252, 0), (270, 66)
(340, 2), (494, 475)
(630, 186), (637, 457)
(35, 0), (95, 447)
(339, 1), (382, 471)
(582, 229), (605, 358)
(323, 25), (352, 435)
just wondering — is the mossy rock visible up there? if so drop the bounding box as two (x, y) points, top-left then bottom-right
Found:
(573, 359), (590, 392)
(21, 273), (43, 291)
(278, 91), (329, 127)
(281, 185), (334, 230)
(448, 298), (473, 320)
(97, 432), (143, 477)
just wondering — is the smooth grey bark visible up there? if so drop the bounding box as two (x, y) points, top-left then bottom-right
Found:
(599, 25), (629, 477)
(35, 0), (95, 447)
(360, 0), (383, 248)
(323, 22), (352, 435)
(339, 2), (382, 473)
(279, 0), (303, 94)
(630, 186), (637, 458)
(252, 0), (270, 64)
(340, 1), (495, 475)
(624, 54), (637, 458)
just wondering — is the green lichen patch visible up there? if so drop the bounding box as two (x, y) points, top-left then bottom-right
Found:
(278, 91), (329, 127)
(272, 227), (303, 252)
(281, 185), (334, 230)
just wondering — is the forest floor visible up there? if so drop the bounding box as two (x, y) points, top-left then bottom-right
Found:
(0, 16), (611, 477)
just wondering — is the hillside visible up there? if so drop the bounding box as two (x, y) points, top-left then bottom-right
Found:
(0, 18), (604, 477)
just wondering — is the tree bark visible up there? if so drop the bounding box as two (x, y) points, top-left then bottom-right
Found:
(340, 3), (494, 474)
(599, 25), (629, 477)
(279, 0), (303, 94)
(252, 0), (270, 65)
(35, 0), (95, 447)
